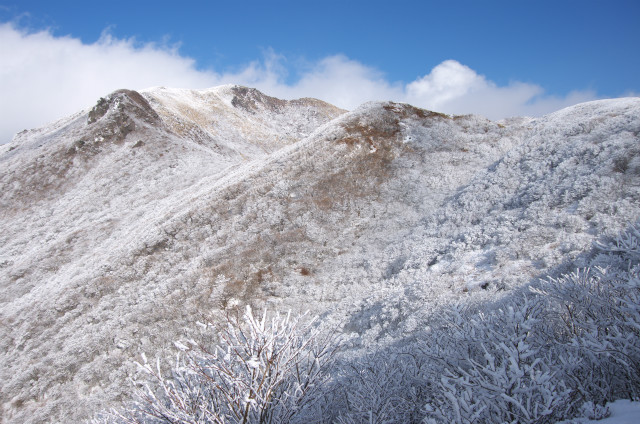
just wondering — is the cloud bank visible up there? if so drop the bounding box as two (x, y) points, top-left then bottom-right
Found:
(0, 23), (596, 144)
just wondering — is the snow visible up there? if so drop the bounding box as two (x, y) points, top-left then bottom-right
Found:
(596, 401), (640, 424)
(560, 400), (640, 424)
(0, 86), (639, 423)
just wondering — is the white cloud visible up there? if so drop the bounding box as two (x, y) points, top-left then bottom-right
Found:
(0, 23), (598, 144)
(270, 55), (404, 108)
(406, 60), (489, 107)
(0, 23), (222, 143)
(404, 60), (596, 119)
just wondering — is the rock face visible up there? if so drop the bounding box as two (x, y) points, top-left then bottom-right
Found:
(0, 86), (639, 423)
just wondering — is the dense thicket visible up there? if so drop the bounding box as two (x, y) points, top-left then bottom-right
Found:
(95, 222), (640, 423)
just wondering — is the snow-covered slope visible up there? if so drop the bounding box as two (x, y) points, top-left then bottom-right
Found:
(0, 88), (638, 423)
(142, 85), (345, 158)
(348, 98), (640, 340)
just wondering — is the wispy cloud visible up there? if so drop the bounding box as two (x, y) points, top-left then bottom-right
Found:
(0, 23), (597, 144)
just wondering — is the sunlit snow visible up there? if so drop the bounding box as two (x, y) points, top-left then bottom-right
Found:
(0, 86), (639, 423)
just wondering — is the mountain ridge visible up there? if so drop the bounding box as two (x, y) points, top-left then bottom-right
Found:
(0, 87), (639, 423)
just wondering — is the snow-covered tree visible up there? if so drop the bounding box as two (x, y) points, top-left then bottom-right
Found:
(331, 351), (427, 424)
(539, 221), (640, 405)
(422, 298), (574, 424)
(97, 306), (335, 423)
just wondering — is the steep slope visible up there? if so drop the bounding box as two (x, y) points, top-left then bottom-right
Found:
(0, 89), (638, 423)
(0, 86), (345, 423)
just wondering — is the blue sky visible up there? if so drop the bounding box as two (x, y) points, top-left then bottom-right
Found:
(1, 0), (639, 143)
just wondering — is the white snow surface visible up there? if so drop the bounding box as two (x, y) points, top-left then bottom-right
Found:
(0, 87), (639, 423)
(560, 400), (640, 424)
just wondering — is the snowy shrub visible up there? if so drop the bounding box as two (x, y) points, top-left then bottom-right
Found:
(539, 226), (640, 405)
(594, 223), (640, 259)
(331, 351), (427, 424)
(422, 299), (574, 424)
(97, 306), (336, 423)
(420, 221), (640, 424)
(577, 401), (611, 420)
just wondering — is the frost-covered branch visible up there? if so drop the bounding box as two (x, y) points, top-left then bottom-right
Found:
(99, 306), (336, 423)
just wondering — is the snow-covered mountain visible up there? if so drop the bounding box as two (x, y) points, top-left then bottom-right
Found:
(0, 86), (638, 423)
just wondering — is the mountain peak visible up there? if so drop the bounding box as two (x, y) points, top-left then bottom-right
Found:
(87, 89), (160, 125)
(139, 84), (345, 156)
(84, 89), (161, 146)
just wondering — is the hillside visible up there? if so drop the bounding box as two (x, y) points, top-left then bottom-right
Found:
(0, 87), (639, 423)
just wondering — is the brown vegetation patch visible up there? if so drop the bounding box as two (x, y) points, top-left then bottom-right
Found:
(310, 148), (395, 213)
(314, 108), (420, 212)
(299, 267), (311, 276)
(338, 115), (400, 152)
(216, 265), (275, 310)
(339, 123), (398, 148)
(382, 103), (449, 120)
(337, 103), (448, 150)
